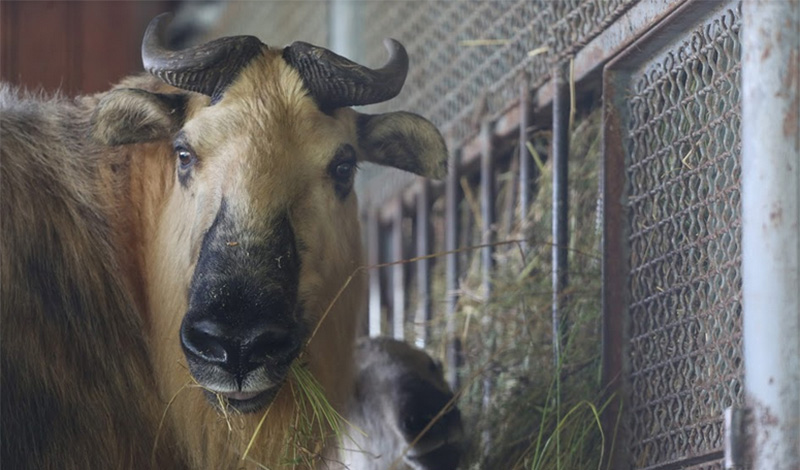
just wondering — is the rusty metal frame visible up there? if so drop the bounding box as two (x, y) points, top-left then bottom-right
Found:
(602, 1), (745, 468)
(602, 48), (632, 470)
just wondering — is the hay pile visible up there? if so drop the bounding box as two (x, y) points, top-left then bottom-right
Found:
(424, 107), (609, 469)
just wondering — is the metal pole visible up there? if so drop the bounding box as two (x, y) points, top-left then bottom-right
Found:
(552, 64), (571, 366)
(329, 0), (362, 60)
(480, 121), (496, 297)
(724, 407), (745, 470)
(741, 1), (800, 469)
(519, 75), (533, 245)
(415, 181), (432, 348)
(391, 200), (405, 341)
(480, 120), (496, 455)
(367, 210), (382, 337)
(445, 148), (462, 390)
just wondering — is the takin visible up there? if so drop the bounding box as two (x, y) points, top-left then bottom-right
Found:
(0, 13), (447, 469)
(342, 337), (464, 470)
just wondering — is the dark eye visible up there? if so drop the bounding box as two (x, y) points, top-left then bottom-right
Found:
(334, 161), (355, 181)
(176, 147), (195, 169)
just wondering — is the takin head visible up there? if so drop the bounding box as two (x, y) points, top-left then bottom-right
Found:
(346, 337), (464, 470)
(90, 12), (447, 421)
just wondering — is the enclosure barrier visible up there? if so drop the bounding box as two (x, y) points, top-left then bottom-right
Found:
(206, 0), (799, 468)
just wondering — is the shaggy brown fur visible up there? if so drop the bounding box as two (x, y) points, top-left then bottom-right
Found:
(1, 39), (447, 469)
(0, 85), (186, 469)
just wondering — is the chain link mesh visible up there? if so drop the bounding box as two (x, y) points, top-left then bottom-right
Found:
(215, 1), (329, 49)
(361, 0), (637, 146)
(623, 4), (743, 468)
(357, 0), (637, 210)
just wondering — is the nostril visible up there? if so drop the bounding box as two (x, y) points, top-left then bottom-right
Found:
(244, 325), (296, 366)
(180, 319), (298, 375)
(181, 320), (229, 365)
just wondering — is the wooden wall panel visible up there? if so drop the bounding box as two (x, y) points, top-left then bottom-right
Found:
(1, 1), (77, 93)
(1, 1), (173, 96)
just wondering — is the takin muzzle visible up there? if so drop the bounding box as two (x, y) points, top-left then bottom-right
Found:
(180, 203), (303, 413)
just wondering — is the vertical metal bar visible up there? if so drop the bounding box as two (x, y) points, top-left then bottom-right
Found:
(742, 1), (800, 469)
(480, 121), (496, 296)
(415, 180), (432, 348)
(519, 74), (532, 242)
(367, 210), (382, 337)
(480, 120), (496, 454)
(724, 407), (745, 470)
(329, 0), (362, 61)
(601, 66), (630, 470)
(552, 63), (570, 366)
(391, 200), (405, 341)
(445, 148), (461, 389)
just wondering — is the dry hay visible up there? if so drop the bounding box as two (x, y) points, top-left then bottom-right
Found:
(419, 105), (611, 469)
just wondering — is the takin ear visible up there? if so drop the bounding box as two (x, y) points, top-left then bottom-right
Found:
(357, 112), (448, 179)
(91, 88), (187, 146)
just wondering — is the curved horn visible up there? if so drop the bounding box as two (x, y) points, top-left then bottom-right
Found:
(141, 13), (264, 101)
(283, 38), (409, 110)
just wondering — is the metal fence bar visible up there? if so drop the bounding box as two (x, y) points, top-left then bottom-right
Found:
(480, 121), (496, 297)
(391, 200), (405, 341)
(741, 1), (800, 468)
(367, 209), (382, 337)
(415, 181), (432, 348)
(479, 120), (496, 454)
(519, 76), (532, 249)
(724, 407), (745, 470)
(445, 148), (462, 389)
(329, 0), (361, 63)
(551, 63), (571, 366)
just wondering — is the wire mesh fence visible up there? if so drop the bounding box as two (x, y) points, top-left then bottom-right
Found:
(604, 2), (743, 468)
(207, 1), (747, 468)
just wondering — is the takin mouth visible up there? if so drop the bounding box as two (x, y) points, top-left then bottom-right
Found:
(203, 387), (280, 414)
(405, 442), (462, 470)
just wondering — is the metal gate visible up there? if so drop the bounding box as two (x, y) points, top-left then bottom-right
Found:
(604, 1), (744, 468)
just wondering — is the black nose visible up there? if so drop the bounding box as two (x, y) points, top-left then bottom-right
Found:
(180, 319), (297, 376)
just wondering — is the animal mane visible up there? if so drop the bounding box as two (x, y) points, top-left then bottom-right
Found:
(0, 82), (184, 468)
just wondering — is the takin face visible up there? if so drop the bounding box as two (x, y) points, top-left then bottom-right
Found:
(90, 13), (447, 461)
(344, 337), (464, 470)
